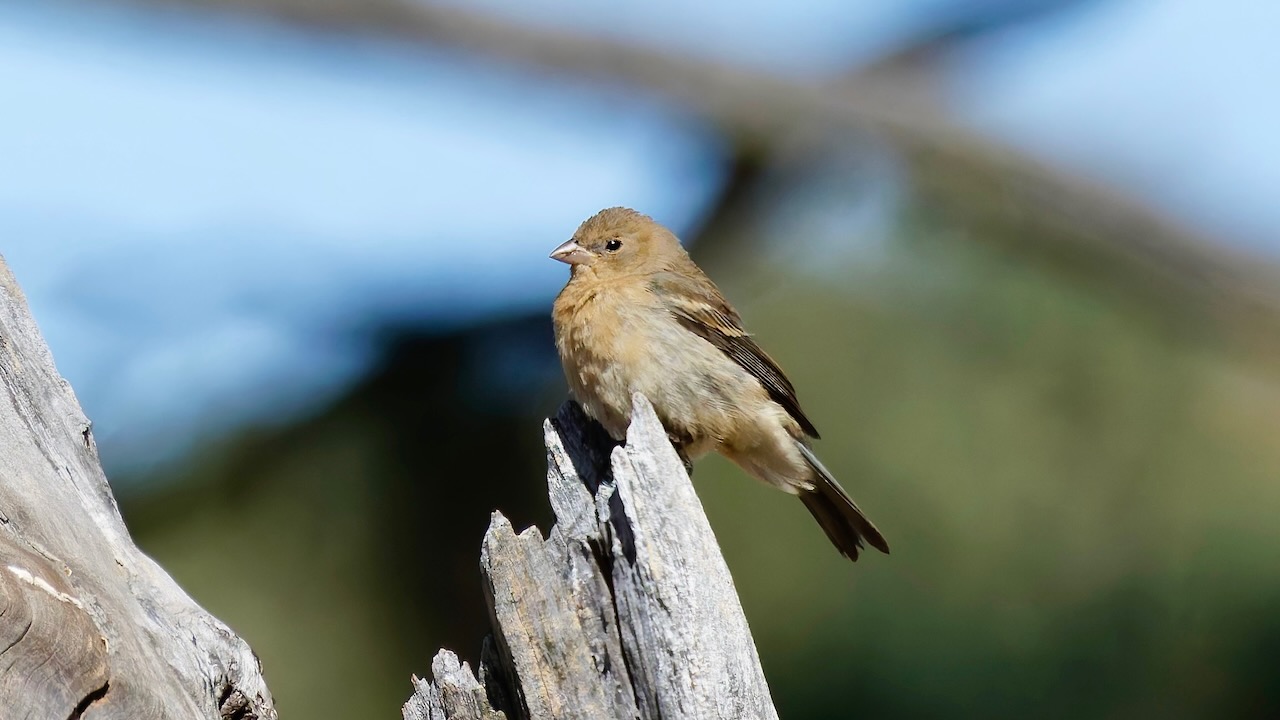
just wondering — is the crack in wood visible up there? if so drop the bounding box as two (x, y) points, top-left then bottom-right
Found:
(404, 396), (776, 720)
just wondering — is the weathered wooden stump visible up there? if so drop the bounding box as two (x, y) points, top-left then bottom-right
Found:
(404, 397), (779, 720)
(0, 257), (275, 719)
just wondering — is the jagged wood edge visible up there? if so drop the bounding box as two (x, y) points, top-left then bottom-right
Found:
(403, 396), (777, 720)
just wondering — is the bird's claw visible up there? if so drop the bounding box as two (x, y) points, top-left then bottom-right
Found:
(670, 440), (694, 477)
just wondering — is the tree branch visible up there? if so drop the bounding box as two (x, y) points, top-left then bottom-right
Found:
(122, 0), (1280, 338)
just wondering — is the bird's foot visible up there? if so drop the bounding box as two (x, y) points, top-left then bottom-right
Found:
(670, 440), (694, 477)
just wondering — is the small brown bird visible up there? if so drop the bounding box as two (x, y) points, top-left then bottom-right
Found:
(550, 207), (889, 561)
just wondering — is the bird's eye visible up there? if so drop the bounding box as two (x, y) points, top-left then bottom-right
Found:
(605, 239), (623, 252)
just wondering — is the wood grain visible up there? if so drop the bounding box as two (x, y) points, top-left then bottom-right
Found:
(404, 396), (777, 720)
(0, 255), (275, 719)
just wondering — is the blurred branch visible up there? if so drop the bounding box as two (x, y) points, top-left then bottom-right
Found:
(403, 397), (777, 720)
(128, 0), (1280, 351)
(0, 256), (275, 719)
(830, 0), (1105, 114)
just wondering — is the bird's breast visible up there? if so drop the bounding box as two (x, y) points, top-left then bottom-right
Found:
(553, 279), (764, 449)
(553, 284), (657, 438)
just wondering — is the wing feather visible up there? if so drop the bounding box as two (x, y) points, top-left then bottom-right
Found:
(651, 272), (821, 439)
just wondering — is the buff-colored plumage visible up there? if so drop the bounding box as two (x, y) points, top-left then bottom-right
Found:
(550, 207), (888, 561)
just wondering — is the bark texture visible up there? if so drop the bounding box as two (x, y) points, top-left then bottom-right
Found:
(404, 396), (778, 720)
(0, 256), (275, 719)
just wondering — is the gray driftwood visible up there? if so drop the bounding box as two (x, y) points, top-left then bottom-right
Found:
(0, 256), (275, 719)
(403, 396), (779, 720)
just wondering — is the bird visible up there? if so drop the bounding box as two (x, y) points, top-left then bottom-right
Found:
(549, 206), (888, 561)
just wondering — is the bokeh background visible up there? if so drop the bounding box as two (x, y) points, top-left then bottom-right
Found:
(5, 0), (1280, 717)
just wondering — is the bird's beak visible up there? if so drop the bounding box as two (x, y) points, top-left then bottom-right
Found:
(549, 240), (591, 265)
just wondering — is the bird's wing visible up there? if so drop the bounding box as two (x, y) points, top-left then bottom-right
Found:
(651, 272), (821, 439)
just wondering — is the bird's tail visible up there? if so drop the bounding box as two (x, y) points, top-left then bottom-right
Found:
(795, 442), (889, 561)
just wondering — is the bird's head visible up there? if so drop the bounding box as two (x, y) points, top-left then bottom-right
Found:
(550, 207), (686, 277)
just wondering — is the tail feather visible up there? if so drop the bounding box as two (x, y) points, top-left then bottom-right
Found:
(795, 443), (889, 561)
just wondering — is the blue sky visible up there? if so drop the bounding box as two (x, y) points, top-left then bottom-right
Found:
(955, 0), (1280, 248)
(1, 0), (1275, 474)
(0, 2), (723, 471)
